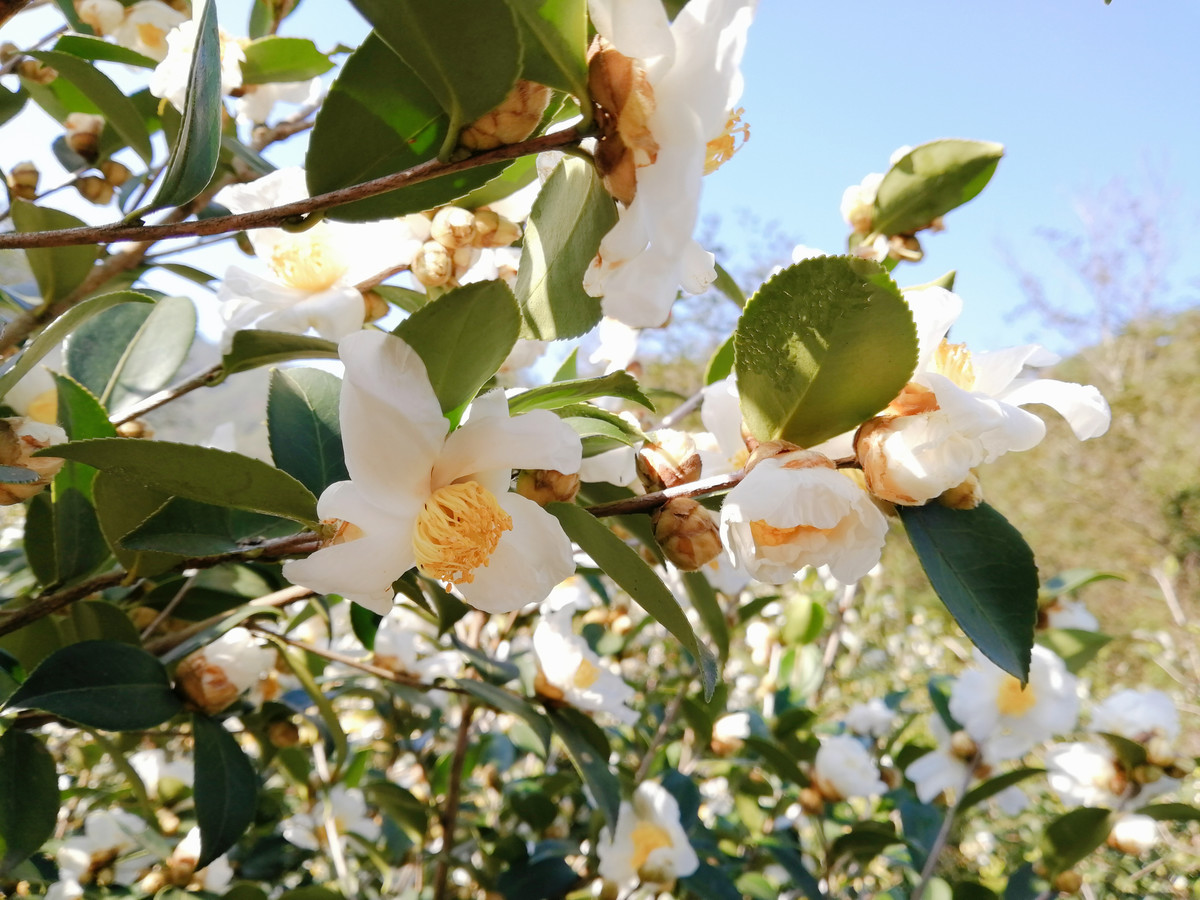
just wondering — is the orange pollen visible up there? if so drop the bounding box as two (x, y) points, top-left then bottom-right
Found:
(995, 676), (1037, 716)
(572, 657), (601, 689)
(704, 108), (749, 174)
(629, 822), (673, 873)
(412, 481), (512, 586)
(934, 340), (976, 390)
(137, 23), (168, 50)
(749, 519), (827, 547)
(268, 232), (348, 293)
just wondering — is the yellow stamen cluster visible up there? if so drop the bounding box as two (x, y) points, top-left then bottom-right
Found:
(629, 822), (673, 874)
(412, 481), (513, 585)
(934, 339), (977, 391)
(749, 520), (825, 547)
(995, 675), (1037, 716)
(572, 657), (601, 689)
(704, 107), (749, 175)
(269, 231), (349, 293)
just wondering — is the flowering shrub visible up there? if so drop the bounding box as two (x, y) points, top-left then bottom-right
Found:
(0, 2), (1194, 900)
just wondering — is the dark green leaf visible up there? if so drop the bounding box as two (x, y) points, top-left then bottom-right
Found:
(1133, 802), (1200, 822)
(53, 373), (115, 445)
(829, 821), (901, 866)
(705, 334), (735, 384)
(31, 50), (153, 162)
(546, 706), (620, 826)
(0, 729), (59, 877)
(1003, 863), (1049, 900)
(121, 497), (299, 556)
(1037, 628), (1112, 674)
(23, 493), (56, 586)
(1039, 807), (1114, 876)
(193, 713), (258, 868)
(92, 472), (182, 577)
(735, 256), (917, 446)
(137, 0), (222, 215)
(548, 502), (718, 699)
(0, 465), (38, 484)
(8, 202), (97, 303)
(516, 157), (615, 339)
(872, 140), (1004, 237)
(240, 36), (332, 84)
(953, 883), (1000, 900)
(508, 371), (654, 414)
(61, 600), (140, 646)
(681, 864), (742, 900)
(960, 767), (1045, 811)
(268, 368), (347, 497)
(3, 640), (183, 730)
(900, 800), (944, 869)
(48, 487), (109, 585)
(682, 571), (729, 662)
(394, 280), (521, 413)
(899, 503), (1038, 680)
(51, 35), (156, 68)
(0, 82), (28, 126)
(506, 0), (587, 97)
(220, 330), (339, 377)
(454, 679), (551, 753)
(762, 839), (826, 900)
(41, 439), (320, 526)
(497, 855), (578, 900)
(363, 782), (429, 841)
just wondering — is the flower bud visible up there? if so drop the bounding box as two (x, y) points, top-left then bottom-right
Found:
(429, 206), (477, 249)
(99, 159), (132, 186)
(451, 243), (480, 276)
(651, 497), (722, 571)
(888, 233), (923, 262)
(797, 786), (825, 815)
(267, 719), (301, 748)
(1144, 737), (1177, 769)
(458, 79), (552, 151)
(1131, 764), (1163, 786)
(17, 59), (57, 85)
(174, 627), (274, 715)
(411, 240), (453, 287)
(533, 669), (566, 703)
(0, 43), (19, 65)
(637, 429), (701, 492)
(155, 807), (181, 836)
(6, 161), (39, 201)
(588, 38), (658, 205)
(515, 468), (580, 506)
(76, 175), (115, 205)
(743, 439), (804, 471)
(64, 112), (105, 161)
(1051, 870), (1082, 894)
(115, 418), (154, 439)
(0, 418), (67, 505)
(77, 0), (126, 35)
(938, 471), (983, 509)
(472, 208), (522, 248)
(949, 730), (979, 761)
(361, 289), (389, 323)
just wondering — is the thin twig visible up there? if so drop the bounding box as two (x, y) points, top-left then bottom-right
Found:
(0, 21), (65, 72)
(110, 364), (224, 426)
(432, 699), (477, 900)
(635, 685), (688, 782)
(585, 469), (746, 518)
(139, 570), (198, 640)
(144, 584), (313, 655)
(912, 751), (980, 900)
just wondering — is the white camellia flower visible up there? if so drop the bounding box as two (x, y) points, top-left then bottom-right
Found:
(235, 77), (325, 126)
(283, 331), (581, 615)
(597, 782), (699, 888)
(857, 287), (1111, 506)
(47, 810), (149, 900)
(1108, 814), (1160, 855)
(844, 698), (897, 738)
(77, 0), (125, 35)
(720, 448), (889, 585)
(1042, 596), (1100, 632)
(583, 0), (755, 327)
(112, 1), (187, 62)
(3, 346), (62, 425)
(170, 828), (234, 893)
(149, 1), (245, 112)
(812, 734), (888, 800)
(696, 375), (748, 477)
(1045, 741), (1125, 808)
(840, 171), (884, 234)
(281, 785), (380, 851)
(533, 607), (638, 725)
(1089, 688), (1179, 744)
(949, 646), (1079, 764)
(905, 716), (972, 804)
(372, 606), (461, 682)
(128, 748), (194, 797)
(174, 626), (276, 715)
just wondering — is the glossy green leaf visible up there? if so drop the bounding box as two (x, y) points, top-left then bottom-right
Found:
(0, 82), (27, 127)
(713, 261), (747, 307)
(240, 36), (332, 83)
(1037, 628), (1112, 674)
(900, 502), (1038, 680)
(0, 464), (37, 484)
(121, 497), (299, 556)
(394, 280), (521, 413)
(65, 294), (196, 411)
(1133, 802), (1200, 822)
(220, 329), (339, 378)
(193, 713), (258, 868)
(92, 472), (182, 577)
(31, 50), (153, 162)
(548, 502), (718, 698)
(1040, 807), (1114, 876)
(546, 706), (620, 826)
(506, 0), (588, 97)
(734, 256), (917, 446)
(350, 0), (521, 156)
(3, 640), (183, 730)
(60, 600), (140, 646)
(8, 202), (97, 304)
(267, 368), (347, 497)
(41, 439), (320, 526)
(562, 404), (645, 454)
(137, 0), (222, 216)
(705, 334), (735, 384)
(516, 157), (615, 339)
(872, 140), (1004, 236)
(682, 571), (729, 662)
(363, 782), (429, 842)
(47, 486), (109, 585)
(0, 730), (59, 877)
(23, 493), (56, 586)
(306, 33), (514, 221)
(369, 284), (427, 314)
(51, 34), (156, 68)
(508, 371), (654, 414)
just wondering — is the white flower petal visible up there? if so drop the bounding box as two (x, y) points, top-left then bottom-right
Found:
(432, 407), (581, 489)
(254, 285), (365, 342)
(994, 377), (1111, 441)
(904, 286), (963, 372)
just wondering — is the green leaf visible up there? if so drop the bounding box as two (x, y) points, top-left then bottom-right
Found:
(548, 502), (718, 699)
(734, 256), (917, 446)
(1133, 802), (1200, 822)
(545, 706), (620, 826)
(60, 600), (140, 646)
(23, 493), (56, 586)
(1039, 807), (1114, 876)
(515, 157), (615, 339)
(507, 371), (654, 415)
(1037, 628), (1112, 674)
(92, 472), (183, 577)
(136, 0), (222, 216)
(48, 487), (109, 585)
(8, 202), (97, 303)
(41, 439), (320, 526)
(872, 140), (1004, 236)
(51, 34), (157, 68)
(240, 36), (333, 83)
(363, 782), (429, 841)
(306, 33), (515, 221)
(681, 571), (729, 662)
(899, 502), (1039, 680)
(960, 767), (1045, 811)
(0, 729), (59, 877)
(3, 640), (183, 730)
(394, 280), (521, 413)
(0, 82), (27, 127)
(31, 50), (153, 162)
(560, 403), (645, 454)
(453, 679), (551, 753)
(904, 270), (957, 293)
(457, 154), (539, 209)
(192, 713), (258, 868)
(220, 330), (339, 377)
(121, 497), (299, 556)
(713, 262), (747, 308)
(506, 0), (588, 97)
(53, 373), (116, 446)
(270, 642), (349, 773)
(496, 855), (579, 900)
(268, 368), (347, 497)
(1041, 568), (1123, 597)
(0, 465), (37, 484)
(762, 839), (826, 900)
(349, 0), (521, 157)
(829, 821), (901, 866)
(65, 294), (196, 411)
(370, 284), (427, 315)
(705, 334), (735, 384)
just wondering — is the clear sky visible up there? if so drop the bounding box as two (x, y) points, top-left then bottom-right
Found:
(4, 0), (1197, 354)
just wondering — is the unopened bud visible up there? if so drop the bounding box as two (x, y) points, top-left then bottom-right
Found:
(516, 468), (580, 505)
(17, 59), (57, 85)
(949, 730), (979, 761)
(637, 429), (701, 491)
(880, 766), (902, 790)
(887, 233), (923, 262)
(0, 43), (19, 64)
(267, 719), (301, 748)
(458, 79), (552, 151)
(1144, 737), (1177, 769)
(0, 418), (67, 505)
(1132, 764), (1164, 786)
(174, 628), (272, 715)
(744, 439), (804, 471)
(99, 159), (132, 186)
(429, 206), (477, 249)
(77, 0), (126, 34)
(361, 289), (389, 323)
(6, 161), (39, 201)
(155, 807), (181, 835)
(64, 112), (105, 160)
(938, 471), (982, 509)
(115, 418), (154, 439)
(651, 497), (722, 571)
(411, 240), (453, 287)
(472, 208), (522, 248)
(76, 175), (114, 205)
(1051, 870), (1082, 894)
(533, 669), (566, 703)
(451, 244), (480, 275)
(798, 786), (826, 815)
(138, 871), (168, 895)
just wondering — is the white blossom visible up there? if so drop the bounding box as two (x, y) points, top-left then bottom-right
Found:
(112, 1), (187, 62)
(149, 2), (244, 112)
(1108, 814), (1159, 855)
(597, 782), (699, 888)
(1089, 688), (1179, 743)
(813, 734), (887, 800)
(844, 698), (897, 738)
(281, 786), (379, 851)
(533, 607), (638, 725)
(1043, 597), (1100, 632)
